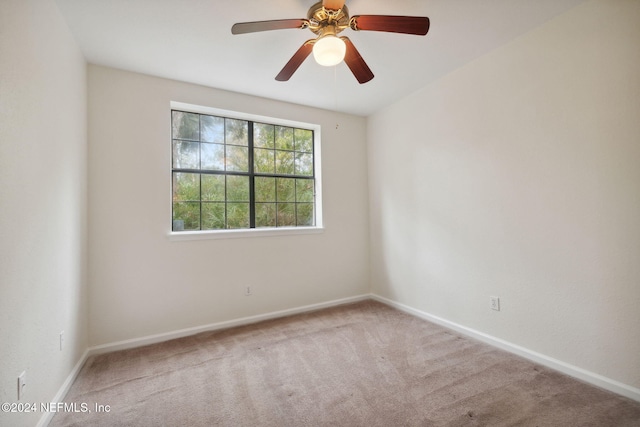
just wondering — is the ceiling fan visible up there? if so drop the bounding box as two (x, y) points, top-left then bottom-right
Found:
(231, 0), (430, 84)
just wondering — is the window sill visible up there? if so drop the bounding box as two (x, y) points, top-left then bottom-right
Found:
(167, 226), (324, 241)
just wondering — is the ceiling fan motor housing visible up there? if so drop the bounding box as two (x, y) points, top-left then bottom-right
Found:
(307, 1), (350, 37)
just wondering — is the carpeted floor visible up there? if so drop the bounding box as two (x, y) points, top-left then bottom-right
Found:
(50, 300), (640, 426)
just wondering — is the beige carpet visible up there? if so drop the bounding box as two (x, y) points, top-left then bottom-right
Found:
(51, 301), (640, 426)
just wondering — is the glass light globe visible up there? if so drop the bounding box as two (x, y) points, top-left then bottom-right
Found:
(313, 35), (346, 66)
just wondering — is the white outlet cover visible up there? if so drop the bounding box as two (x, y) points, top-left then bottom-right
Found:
(17, 371), (26, 400)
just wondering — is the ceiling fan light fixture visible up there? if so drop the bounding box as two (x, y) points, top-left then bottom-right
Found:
(312, 35), (346, 66)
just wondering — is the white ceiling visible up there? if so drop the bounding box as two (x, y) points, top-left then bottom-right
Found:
(54, 0), (586, 116)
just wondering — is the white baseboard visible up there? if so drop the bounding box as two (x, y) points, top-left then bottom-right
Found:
(371, 294), (640, 403)
(88, 294), (372, 356)
(37, 348), (90, 427)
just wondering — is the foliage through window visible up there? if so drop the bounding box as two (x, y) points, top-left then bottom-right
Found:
(172, 110), (316, 231)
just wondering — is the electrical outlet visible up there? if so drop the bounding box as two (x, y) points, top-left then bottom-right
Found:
(245, 286), (252, 296)
(490, 296), (501, 311)
(17, 371), (26, 400)
(60, 331), (64, 351)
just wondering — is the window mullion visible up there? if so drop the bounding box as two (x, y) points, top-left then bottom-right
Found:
(248, 121), (256, 228)
(198, 115), (203, 231)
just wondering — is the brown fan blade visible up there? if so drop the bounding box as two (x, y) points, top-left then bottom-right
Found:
(232, 19), (308, 35)
(341, 37), (374, 84)
(275, 41), (314, 81)
(351, 15), (430, 35)
(322, 0), (346, 11)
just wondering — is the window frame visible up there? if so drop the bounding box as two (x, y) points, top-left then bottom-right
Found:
(168, 102), (323, 241)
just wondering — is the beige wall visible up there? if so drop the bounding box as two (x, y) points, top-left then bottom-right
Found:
(87, 65), (370, 346)
(0, 0), (88, 426)
(368, 0), (640, 393)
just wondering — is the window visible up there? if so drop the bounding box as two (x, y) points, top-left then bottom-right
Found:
(171, 108), (319, 233)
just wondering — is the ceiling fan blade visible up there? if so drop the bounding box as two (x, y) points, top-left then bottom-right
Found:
(275, 41), (314, 81)
(232, 19), (308, 35)
(341, 37), (374, 84)
(322, 0), (346, 11)
(351, 15), (430, 35)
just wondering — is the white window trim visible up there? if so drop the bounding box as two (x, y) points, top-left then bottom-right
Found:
(168, 226), (324, 241)
(167, 101), (323, 240)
